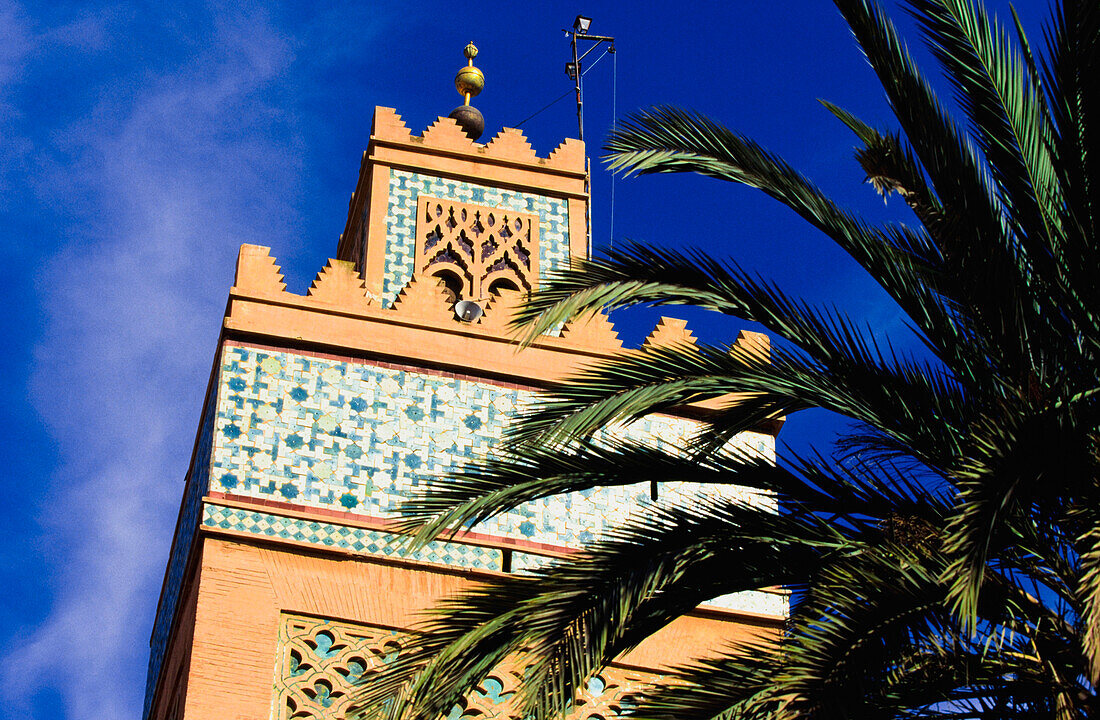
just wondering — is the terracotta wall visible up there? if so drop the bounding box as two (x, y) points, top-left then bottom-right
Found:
(155, 536), (780, 720)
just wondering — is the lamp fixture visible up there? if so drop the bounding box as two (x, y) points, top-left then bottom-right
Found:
(573, 15), (592, 34)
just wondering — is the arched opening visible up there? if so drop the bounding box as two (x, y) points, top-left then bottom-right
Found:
(487, 277), (520, 295)
(433, 270), (464, 304)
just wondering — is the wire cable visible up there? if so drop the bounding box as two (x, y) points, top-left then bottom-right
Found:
(609, 47), (617, 254)
(513, 88), (573, 129)
(514, 47), (612, 131)
(582, 48), (611, 77)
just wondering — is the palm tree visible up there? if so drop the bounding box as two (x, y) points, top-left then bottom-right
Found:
(354, 0), (1100, 717)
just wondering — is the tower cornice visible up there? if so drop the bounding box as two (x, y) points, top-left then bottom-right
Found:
(337, 107), (588, 270)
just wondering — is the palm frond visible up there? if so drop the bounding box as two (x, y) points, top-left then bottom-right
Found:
(393, 438), (782, 546)
(364, 1), (1100, 717)
(831, 0), (1049, 388)
(515, 240), (989, 406)
(360, 499), (844, 720)
(397, 428), (955, 552)
(602, 108), (977, 362)
(507, 324), (970, 475)
(1045, 0), (1099, 237)
(831, 0), (1004, 249)
(820, 99), (946, 238)
(905, 0), (1098, 383)
(909, 0), (1063, 261)
(1041, 0), (1100, 361)
(635, 543), (953, 719)
(1080, 521), (1100, 684)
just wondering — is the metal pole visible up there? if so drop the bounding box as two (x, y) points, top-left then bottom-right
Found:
(565, 29), (613, 143)
(565, 23), (614, 258)
(571, 32), (583, 142)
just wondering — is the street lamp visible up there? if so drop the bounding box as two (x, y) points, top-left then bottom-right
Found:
(563, 15), (615, 257)
(564, 16), (614, 143)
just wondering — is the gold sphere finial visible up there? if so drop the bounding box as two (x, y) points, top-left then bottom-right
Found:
(449, 42), (486, 140)
(454, 42), (484, 104)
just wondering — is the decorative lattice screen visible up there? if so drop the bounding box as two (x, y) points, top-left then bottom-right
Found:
(273, 613), (650, 720)
(414, 196), (540, 300)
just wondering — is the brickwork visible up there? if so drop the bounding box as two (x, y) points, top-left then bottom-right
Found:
(150, 562), (200, 720)
(162, 538), (777, 720)
(144, 379), (218, 717)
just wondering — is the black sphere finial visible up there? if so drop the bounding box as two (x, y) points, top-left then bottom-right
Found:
(448, 105), (485, 141)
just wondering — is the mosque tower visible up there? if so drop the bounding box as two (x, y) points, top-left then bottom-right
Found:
(143, 46), (786, 720)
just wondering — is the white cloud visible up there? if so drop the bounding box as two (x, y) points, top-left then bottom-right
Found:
(1, 4), (320, 718)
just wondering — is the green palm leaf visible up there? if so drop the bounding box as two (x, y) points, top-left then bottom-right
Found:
(365, 498), (843, 720)
(909, 0), (1063, 254)
(362, 0), (1100, 717)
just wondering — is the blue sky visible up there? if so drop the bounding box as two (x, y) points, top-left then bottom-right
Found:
(0, 1), (1049, 718)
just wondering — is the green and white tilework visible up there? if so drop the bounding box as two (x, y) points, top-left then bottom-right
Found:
(201, 503), (503, 570)
(199, 499), (787, 617)
(507, 544), (788, 617)
(212, 344), (775, 552)
(377, 169), (571, 305)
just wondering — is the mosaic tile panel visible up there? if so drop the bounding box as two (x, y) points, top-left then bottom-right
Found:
(703, 590), (789, 616)
(144, 381), (218, 718)
(202, 503), (503, 571)
(507, 552), (788, 617)
(211, 344), (775, 555)
(377, 169), (571, 305)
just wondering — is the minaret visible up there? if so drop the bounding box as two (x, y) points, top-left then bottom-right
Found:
(143, 47), (785, 720)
